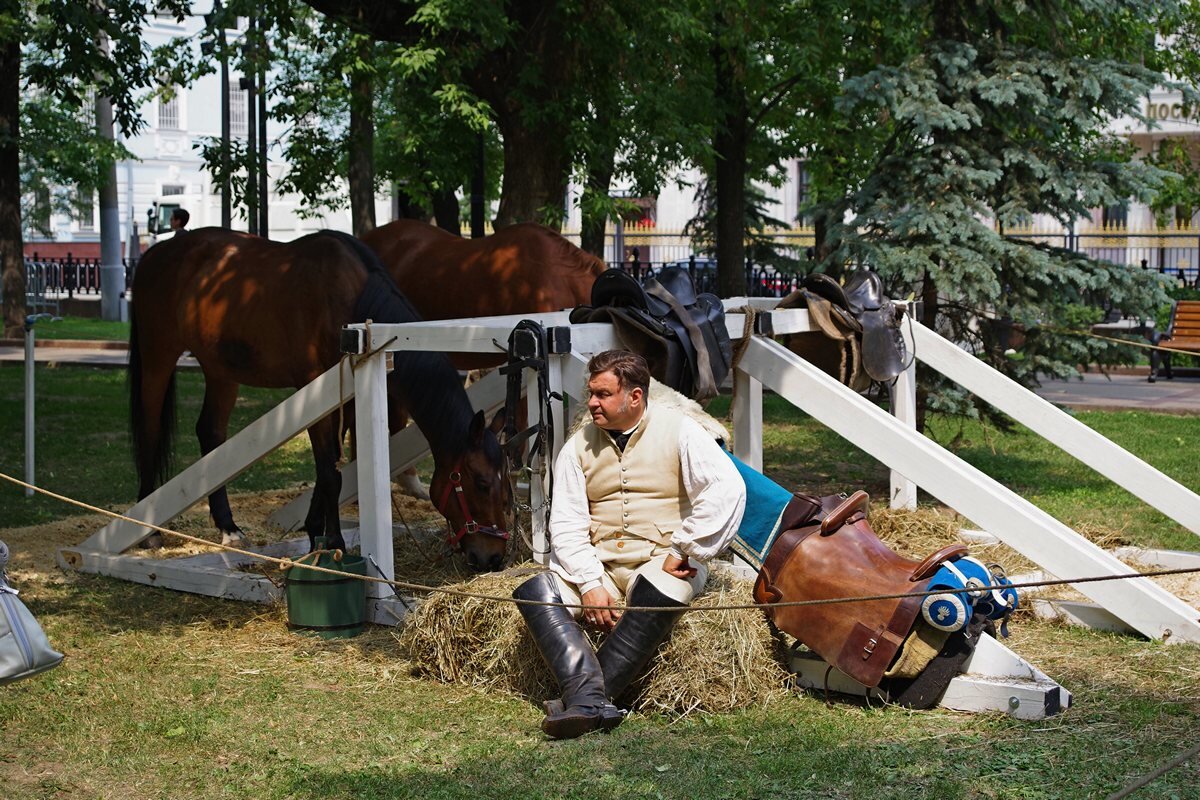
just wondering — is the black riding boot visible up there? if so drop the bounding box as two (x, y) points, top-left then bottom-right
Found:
(513, 573), (621, 739)
(597, 576), (688, 704)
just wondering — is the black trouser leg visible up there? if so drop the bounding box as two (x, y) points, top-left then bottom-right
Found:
(597, 576), (688, 705)
(513, 573), (620, 738)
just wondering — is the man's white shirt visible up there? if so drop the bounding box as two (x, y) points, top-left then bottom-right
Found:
(547, 412), (746, 595)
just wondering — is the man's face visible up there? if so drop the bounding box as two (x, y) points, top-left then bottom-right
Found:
(586, 370), (643, 431)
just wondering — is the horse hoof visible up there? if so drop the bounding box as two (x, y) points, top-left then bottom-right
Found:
(221, 530), (250, 547)
(396, 473), (431, 501)
(138, 534), (164, 550)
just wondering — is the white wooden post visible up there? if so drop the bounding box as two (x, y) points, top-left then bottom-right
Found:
(890, 325), (918, 510)
(353, 344), (394, 603)
(732, 366), (763, 471)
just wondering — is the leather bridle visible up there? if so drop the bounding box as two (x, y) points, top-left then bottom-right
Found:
(436, 463), (510, 550)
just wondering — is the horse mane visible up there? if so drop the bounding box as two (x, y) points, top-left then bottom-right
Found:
(323, 229), (482, 461)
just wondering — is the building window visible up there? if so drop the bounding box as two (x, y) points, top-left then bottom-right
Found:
(230, 87), (247, 137)
(162, 184), (186, 197)
(1101, 202), (1128, 229)
(159, 89), (180, 130)
(75, 188), (95, 231)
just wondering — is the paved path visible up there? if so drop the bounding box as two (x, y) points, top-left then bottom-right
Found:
(1035, 372), (1200, 414)
(0, 341), (198, 369)
(2, 341), (1198, 414)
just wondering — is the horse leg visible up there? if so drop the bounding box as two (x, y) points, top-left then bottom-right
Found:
(305, 415), (346, 552)
(387, 392), (429, 500)
(196, 377), (248, 546)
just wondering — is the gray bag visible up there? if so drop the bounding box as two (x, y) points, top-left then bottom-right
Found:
(0, 539), (64, 685)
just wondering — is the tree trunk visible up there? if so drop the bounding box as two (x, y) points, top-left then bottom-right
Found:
(492, 109), (570, 231)
(712, 20), (748, 299)
(347, 37), (376, 237)
(431, 187), (460, 234)
(580, 124), (616, 259)
(1, 31), (24, 339)
(96, 92), (124, 321)
(915, 268), (940, 432)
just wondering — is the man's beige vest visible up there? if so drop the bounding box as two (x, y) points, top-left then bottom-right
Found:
(573, 405), (692, 563)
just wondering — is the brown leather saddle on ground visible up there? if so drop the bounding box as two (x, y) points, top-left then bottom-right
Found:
(778, 270), (907, 390)
(752, 491), (967, 687)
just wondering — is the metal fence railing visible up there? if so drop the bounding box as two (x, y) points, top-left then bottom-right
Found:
(21, 254), (140, 317)
(610, 250), (801, 298)
(988, 225), (1200, 288)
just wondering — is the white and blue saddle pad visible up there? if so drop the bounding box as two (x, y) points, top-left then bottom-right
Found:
(726, 452), (795, 570)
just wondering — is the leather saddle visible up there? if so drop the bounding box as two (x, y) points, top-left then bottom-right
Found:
(570, 267), (733, 401)
(753, 491), (967, 688)
(777, 270), (907, 389)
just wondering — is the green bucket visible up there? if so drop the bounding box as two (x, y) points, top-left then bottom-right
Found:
(285, 539), (368, 639)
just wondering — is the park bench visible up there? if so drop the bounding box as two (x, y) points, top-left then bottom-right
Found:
(1149, 300), (1200, 382)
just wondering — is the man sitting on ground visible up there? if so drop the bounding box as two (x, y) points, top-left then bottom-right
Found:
(512, 349), (746, 739)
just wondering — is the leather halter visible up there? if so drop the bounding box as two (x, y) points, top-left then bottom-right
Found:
(436, 464), (510, 550)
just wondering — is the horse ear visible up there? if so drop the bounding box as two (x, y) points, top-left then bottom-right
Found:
(488, 407), (507, 436)
(469, 409), (487, 445)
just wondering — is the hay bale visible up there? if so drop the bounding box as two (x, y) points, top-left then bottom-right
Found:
(397, 563), (789, 716)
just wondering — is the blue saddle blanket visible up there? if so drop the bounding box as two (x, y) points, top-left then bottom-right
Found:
(726, 452), (794, 570)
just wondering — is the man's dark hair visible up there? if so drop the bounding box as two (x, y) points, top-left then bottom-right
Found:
(171, 208), (190, 227)
(587, 350), (650, 395)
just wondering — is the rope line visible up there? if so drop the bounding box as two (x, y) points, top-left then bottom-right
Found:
(1104, 739), (1200, 800)
(5, 470), (1200, 615)
(1043, 325), (1199, 357)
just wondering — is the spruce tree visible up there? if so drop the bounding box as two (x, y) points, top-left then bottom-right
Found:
(818, 0), (1177, 427)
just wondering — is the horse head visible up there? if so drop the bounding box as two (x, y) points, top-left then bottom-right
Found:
(431, 409), (511, 572)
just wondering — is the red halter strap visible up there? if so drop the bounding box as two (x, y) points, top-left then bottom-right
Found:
(436, 465), (510, 550)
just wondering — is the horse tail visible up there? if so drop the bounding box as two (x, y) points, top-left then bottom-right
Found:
(128, 304), (177, 494)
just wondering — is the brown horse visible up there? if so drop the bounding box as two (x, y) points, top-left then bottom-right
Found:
(363, 220), (605, 369)
(128, 228), (511, 571)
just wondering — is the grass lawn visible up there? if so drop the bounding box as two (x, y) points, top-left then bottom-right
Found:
(22, 315), (131, 342)
(1, 367), (1198, 798)
(0, 365), (307, 529)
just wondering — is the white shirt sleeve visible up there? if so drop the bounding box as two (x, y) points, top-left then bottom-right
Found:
(671, 416), (747, 563)
(547, 438), (606, 593)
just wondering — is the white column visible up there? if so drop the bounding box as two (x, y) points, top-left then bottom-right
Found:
(890, 322), (918, 509)
(353, 347), (394, 600)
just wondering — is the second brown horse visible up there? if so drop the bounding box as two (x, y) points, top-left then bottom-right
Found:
(128, 228), (511, 571)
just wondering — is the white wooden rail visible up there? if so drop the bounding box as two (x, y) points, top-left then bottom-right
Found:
(66, 359), (356, 556)
(738, 336), (1200, 643)
(905, 320), (1200, 536)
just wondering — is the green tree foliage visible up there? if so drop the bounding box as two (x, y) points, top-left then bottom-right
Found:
(2, 0), (186, 336)
(814, 0), (1178, 425)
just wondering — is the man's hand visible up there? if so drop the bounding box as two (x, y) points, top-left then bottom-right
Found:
(581, 586), (621, 631)
(663, 554), (697, 579)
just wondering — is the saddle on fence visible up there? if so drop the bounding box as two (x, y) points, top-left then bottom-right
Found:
(570, 267), (732, 401)
(778, 270), (907, 390)
(752, 491), (967, 688)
